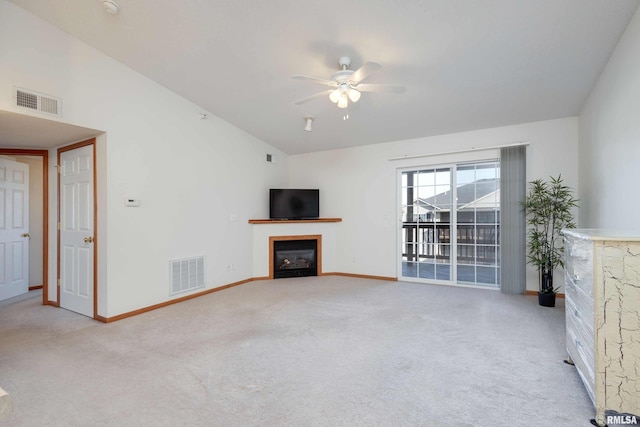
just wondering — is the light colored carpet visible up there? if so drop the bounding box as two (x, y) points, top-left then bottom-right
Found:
(0, 276), (593, 426)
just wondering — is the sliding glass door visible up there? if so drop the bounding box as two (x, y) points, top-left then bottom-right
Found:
(399, 161), (500, 288)
(400, 167), (452, 281)
(455, 162), (500, 286)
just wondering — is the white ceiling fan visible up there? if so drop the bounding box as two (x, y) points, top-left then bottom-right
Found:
(292, 56), (406, 109)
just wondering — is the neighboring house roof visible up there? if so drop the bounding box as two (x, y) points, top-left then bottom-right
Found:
(415, 178), (499, 211)
(458, 188), (500, 210)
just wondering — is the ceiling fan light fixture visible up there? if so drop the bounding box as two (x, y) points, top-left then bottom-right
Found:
(329, 88), (341, 103)
(348, 88), (361, 103)
(292, 55), (406, 108)
(102, 0), (120, 14)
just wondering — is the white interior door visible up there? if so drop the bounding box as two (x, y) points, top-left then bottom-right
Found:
(0, 158), (30, 301)
(59, 145), (94, 317)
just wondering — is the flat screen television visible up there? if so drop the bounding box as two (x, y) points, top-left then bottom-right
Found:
(269, 189), (319, 220)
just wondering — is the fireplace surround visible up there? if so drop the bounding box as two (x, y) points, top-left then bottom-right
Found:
(269, 235), (321, 279)
(249, 220), (339, 279)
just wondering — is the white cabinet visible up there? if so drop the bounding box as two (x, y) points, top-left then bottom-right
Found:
(563, 229), (640, 426)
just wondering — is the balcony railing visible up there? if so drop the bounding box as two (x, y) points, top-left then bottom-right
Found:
(402, 221), (499, 265)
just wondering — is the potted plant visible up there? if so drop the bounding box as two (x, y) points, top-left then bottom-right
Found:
(523, 175), (578, 307)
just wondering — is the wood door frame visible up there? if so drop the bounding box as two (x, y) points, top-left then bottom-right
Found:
(0, 148), (49, 306)
(57, 138), (98, 318)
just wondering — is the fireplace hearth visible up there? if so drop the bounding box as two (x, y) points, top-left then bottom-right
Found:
(272, 238), (318, 279)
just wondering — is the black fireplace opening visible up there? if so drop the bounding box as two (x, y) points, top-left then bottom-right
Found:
(273, 239), (318, 279)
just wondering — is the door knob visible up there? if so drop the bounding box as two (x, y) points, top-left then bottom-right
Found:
(22, 233), (30, 238)
(84, 236), (94, 243)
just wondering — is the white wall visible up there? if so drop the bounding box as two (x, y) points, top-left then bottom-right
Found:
(0, 1), (289, 317)
(289, 117), (579, 292)
(579, 6), (640, 230)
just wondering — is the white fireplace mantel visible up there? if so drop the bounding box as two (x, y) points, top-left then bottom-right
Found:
(250, 220), (341, 279)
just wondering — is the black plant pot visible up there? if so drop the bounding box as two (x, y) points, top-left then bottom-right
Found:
(538, 292), (556, 307)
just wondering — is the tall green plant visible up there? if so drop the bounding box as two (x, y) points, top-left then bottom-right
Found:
(523, 175), (578, 294)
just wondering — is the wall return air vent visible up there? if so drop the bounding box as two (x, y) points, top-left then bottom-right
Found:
(13, 87), (62, 117)
(170, 256), (205, 295)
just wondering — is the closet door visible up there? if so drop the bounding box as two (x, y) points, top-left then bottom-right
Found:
(59, 144), (94, 317)
(0, 158), (30, 301)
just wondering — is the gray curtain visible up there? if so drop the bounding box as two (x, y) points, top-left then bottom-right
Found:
(499, 145), (526, 294)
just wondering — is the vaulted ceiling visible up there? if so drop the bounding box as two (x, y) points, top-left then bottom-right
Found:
(6, 0), (640, 154)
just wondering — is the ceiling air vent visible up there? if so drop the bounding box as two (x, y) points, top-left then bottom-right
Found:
(13, 87), (62, 117)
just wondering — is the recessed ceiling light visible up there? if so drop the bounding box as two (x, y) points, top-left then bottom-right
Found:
(102, 0), (120, 14)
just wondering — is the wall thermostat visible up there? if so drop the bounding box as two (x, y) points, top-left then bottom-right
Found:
(125, 198), (141, 207)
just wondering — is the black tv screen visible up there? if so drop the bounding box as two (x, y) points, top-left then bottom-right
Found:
(270, 189), (319, 220)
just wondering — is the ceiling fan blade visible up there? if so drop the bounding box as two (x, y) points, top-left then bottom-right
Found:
(355, 84), (406, 94)
(291, 75), (336, 87)
(293, 90), (331, 105)
(350, 62), (382, 84)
